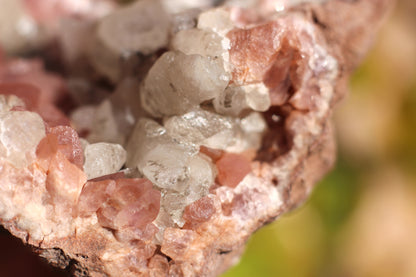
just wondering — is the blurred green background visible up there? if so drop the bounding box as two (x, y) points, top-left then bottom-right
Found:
(223, 1), (416, 276)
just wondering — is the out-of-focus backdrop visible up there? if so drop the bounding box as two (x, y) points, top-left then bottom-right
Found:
(223, 0), (416, 276)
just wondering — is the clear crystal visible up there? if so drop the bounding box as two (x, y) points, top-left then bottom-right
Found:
(126, 118), (196, 192)
(171, 29), (224, 58)
(0, 94), (25, 112)
(141, 51), (229, 117)
(243, 83), (271, 111)
(83, 142), (127, 180)
(213, 86), (248, 116)
(159, 154), (214, 227)
(197, 8), (234, 36)
(0, 111), (45, 167)
(86, 100), (124, 144)
(164, 108), (236, 149)
(97, 0), (169, 55)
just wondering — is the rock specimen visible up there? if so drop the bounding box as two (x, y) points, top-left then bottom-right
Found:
(0, 0), (393, 276)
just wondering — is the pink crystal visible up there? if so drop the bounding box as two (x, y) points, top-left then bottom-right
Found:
(216, 152), (251, 188)
(36, 125), (84, 171)
(45, 151), (87, 204)
(48, 126), (84, 169)
(77, 179), (116, 218)
(79, 178), (161, 231)
(183, 196), (216, 226)
(228, 21), (284, 85)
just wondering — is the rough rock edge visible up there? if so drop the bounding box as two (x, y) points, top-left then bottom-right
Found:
(0, 0), (394, 276)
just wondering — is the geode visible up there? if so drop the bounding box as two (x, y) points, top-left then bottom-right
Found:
(0, 0), (393, 276)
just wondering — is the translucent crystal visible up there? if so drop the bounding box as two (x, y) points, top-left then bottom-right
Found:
(86, 100), (124, 144)
(70, 105), (96, 136)
(242, 83), (271, 111)
(83, 142), (127, 180)
(126, 118), (171, 169)
(0, 111), (45, 168)
(164, 108), (236, 149)
(213, 86), (248, 116)
(140, 143), (192, 191)
(171, 29), (224, 58)
(126, 118), (195, 191)
(162, 0), (213, 14)
(0, 94), (25, 112)
(170, 8), (201, 34)
(226, 112), (267, 152)
(240, 112), (267, 133)
(97, 0), (169, 55)
(90, 0), (169, 81)
(141, 51), (229, 117)
(159, 154), (214, 226)
(109, 78), (146, 138)
(197, 8), (234, 36)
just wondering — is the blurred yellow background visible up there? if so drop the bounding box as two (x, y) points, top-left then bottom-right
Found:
(223, 1), (416, 276)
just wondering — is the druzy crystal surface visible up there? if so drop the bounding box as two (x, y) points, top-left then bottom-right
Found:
(0, 0), (391, 276)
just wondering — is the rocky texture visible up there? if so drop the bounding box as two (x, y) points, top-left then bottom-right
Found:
(0, 0), (394, 276)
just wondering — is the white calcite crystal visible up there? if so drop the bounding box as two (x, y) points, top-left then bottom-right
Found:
(70, 105), (96, 134)
(243, 83), (271, 111)
(126, 118), (216, 226)
(164, 108), (267, 152)
(126, 119), (196, 191)
(97, 0), (169, 55)
(239, 112), (268, 150)
(160, 154), (214, 226)
(141, 51), (230, 117)
(213, 83), (272, 115)
(171, 29), (225, 57)
(0, 111), (45, 168)
(161, 0), (213, 14)
(109, 77), (145, 137)
(0, 94), (25, 112)
(90, 0), (169, 81)
(83, 142), (127, 180)
(164, 108), (237, 149)
(197, 7), (234, 36)
(213, 85), (248, 116)
(86, 100), (124, 144)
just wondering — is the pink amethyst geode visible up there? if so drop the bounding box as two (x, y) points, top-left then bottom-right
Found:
(0, 0), (393, 276)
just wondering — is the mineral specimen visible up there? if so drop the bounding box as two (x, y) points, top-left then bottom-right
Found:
(0, 0), (393, 276)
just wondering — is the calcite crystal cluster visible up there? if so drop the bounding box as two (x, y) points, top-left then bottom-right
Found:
(0, 0), (392, 276)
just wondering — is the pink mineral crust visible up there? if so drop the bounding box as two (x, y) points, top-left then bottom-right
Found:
(0, 0), (394, 277)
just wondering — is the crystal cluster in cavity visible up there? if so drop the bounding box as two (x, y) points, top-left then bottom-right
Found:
(0, 0), (343, 274)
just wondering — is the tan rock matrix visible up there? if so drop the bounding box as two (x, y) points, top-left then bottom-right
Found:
(0, 0), (393, 276)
